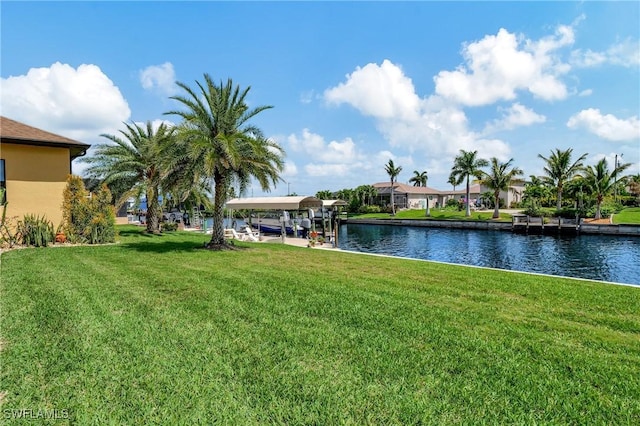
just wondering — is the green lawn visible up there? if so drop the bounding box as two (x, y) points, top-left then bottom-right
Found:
(351, 208), (514, 221)
(1, 226), (639, 424)
(613, 207), (640, 224)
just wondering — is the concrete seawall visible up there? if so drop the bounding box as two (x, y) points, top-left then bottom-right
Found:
(345, 218), (640, 236)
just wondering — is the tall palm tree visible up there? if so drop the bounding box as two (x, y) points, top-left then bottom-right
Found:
(449, 150), (489, 217)
(580, 158), (631, 219)
(384, 159), (403, 215)
(538, 148), (588, 210)
(409, 170), (428, 187)
(167, 75), (284, 248)
(477, 158), (524, 218)
(82, 121), (176, 234)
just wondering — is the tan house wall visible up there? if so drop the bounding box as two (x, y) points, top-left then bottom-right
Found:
(1, 143), (70, 227)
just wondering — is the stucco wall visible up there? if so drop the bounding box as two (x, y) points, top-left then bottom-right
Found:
(1, 143), (70, 227)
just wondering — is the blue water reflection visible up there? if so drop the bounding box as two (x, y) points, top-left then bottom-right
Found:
(338, 223), (640, 286)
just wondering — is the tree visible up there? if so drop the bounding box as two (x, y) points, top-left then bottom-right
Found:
(316, 190), (333, 200)
(449, 150), (489, 217)
(384, 159), (403, 215)
(477, 158), (524, 218)
(448, 175), (458, 192)
(580, 158), (631, 219)
(83, 121), (176, 234)
(409, 170), (428, 187)
(538, 148), (587, 210)
(168, 75), (284, 249)
(523, 175), (552, 209)
(628, 174), (640, 204)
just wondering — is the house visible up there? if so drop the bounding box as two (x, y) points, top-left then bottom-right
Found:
(373, 182), (443, 209)
(373, 181), (524, 210)
(0, 116), (90, 227)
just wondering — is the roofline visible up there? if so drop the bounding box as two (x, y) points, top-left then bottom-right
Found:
(1, 137), (90, 159)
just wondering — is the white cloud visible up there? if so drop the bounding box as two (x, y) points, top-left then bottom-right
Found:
(484, 103), (546, 133)
(0, 62), (130, 142)
(567, 108), (639, 141)
(578, 89), (593, 97)
(324, 59), (421, 120)
(287, 128), (360, 164)
(140, 62), (177, 95)
(571, 39), (640, 68)
(323, 60), (512, 161)
(434, 26), (572, 106)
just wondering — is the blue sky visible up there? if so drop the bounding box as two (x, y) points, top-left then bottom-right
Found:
(2, 1), (639, 197)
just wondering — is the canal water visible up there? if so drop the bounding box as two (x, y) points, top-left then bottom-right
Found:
(338, 223), (640, 286)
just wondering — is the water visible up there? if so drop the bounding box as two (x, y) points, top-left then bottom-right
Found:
(338, 223), (640, 286)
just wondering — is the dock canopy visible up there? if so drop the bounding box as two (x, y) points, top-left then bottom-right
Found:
(322, 199), (348, 208)
(226, 196), (323, 210)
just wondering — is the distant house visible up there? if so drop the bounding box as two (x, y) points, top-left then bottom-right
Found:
(373, 181), (524, 210)
(0, 116), (90, 227)
(373, 182), (443, 210)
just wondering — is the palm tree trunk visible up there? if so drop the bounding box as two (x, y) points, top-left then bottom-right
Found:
(208, 173), (228, 247)
(493, 191), (500, 219)
(390, 183), (396, 215)
(465, 176), (471, 217)
(146, 186), (160, 234)
(556, 187), (562, 210)
(595, 195), (603, 220)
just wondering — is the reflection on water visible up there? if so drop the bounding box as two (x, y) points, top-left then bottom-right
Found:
(338, 223), (640, 286)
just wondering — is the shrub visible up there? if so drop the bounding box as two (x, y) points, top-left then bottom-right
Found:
(162, 221), (178, 232)
(62, 175), (92, 243)
(62, 176), (117, 244)
(18, 214), (55, 247)
(358, 205), (381, 214)
(445, 198), (461, 209)
(553, 208), (581, 219)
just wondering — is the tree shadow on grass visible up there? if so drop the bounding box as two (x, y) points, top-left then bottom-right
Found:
(116, 226), (249, 253)
(121, 240), (205, 253)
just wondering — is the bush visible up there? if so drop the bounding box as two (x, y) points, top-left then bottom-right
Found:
(358, 205), (381, 214)
(553, 208), (581, 219)
(162, 221), (178, 232)
(18, 214), (55, 247)
(446, 198), (461, 209)
(62, 176), (117, 244)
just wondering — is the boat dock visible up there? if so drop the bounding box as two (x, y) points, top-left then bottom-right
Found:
(511, 214), (580, 235)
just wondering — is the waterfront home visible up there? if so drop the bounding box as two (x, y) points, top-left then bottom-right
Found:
(0, 116), (90, 227)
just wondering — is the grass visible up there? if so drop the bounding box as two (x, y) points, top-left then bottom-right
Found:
(351, 208), (514, 221)
(1, 226), (639, 424)
(613, 207), (640, 224)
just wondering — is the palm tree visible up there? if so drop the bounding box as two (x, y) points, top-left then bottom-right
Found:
(82, 121), (176, 234)
(628, 174), (640, 203)
(316, 190), (333, 200)
(409, 170), (428, 187)
(384, 159), (403, 215)
(167, 75), (284, 248)
(477, 158), (524, 218)
(580, 158), (631, 219)
(538, 148), (587, 210)
(523, 175), (552, 209)
(448, 175), (458, 192)
(449, 150), (489, 217)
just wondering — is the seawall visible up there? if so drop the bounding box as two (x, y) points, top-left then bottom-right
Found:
(344, 218), (640, 236)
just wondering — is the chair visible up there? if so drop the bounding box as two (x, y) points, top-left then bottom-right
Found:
(242, 226), (260, 242)
(225, 228), (246, 241)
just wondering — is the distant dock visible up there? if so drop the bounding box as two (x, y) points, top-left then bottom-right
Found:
(511, 214), (580, 235)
